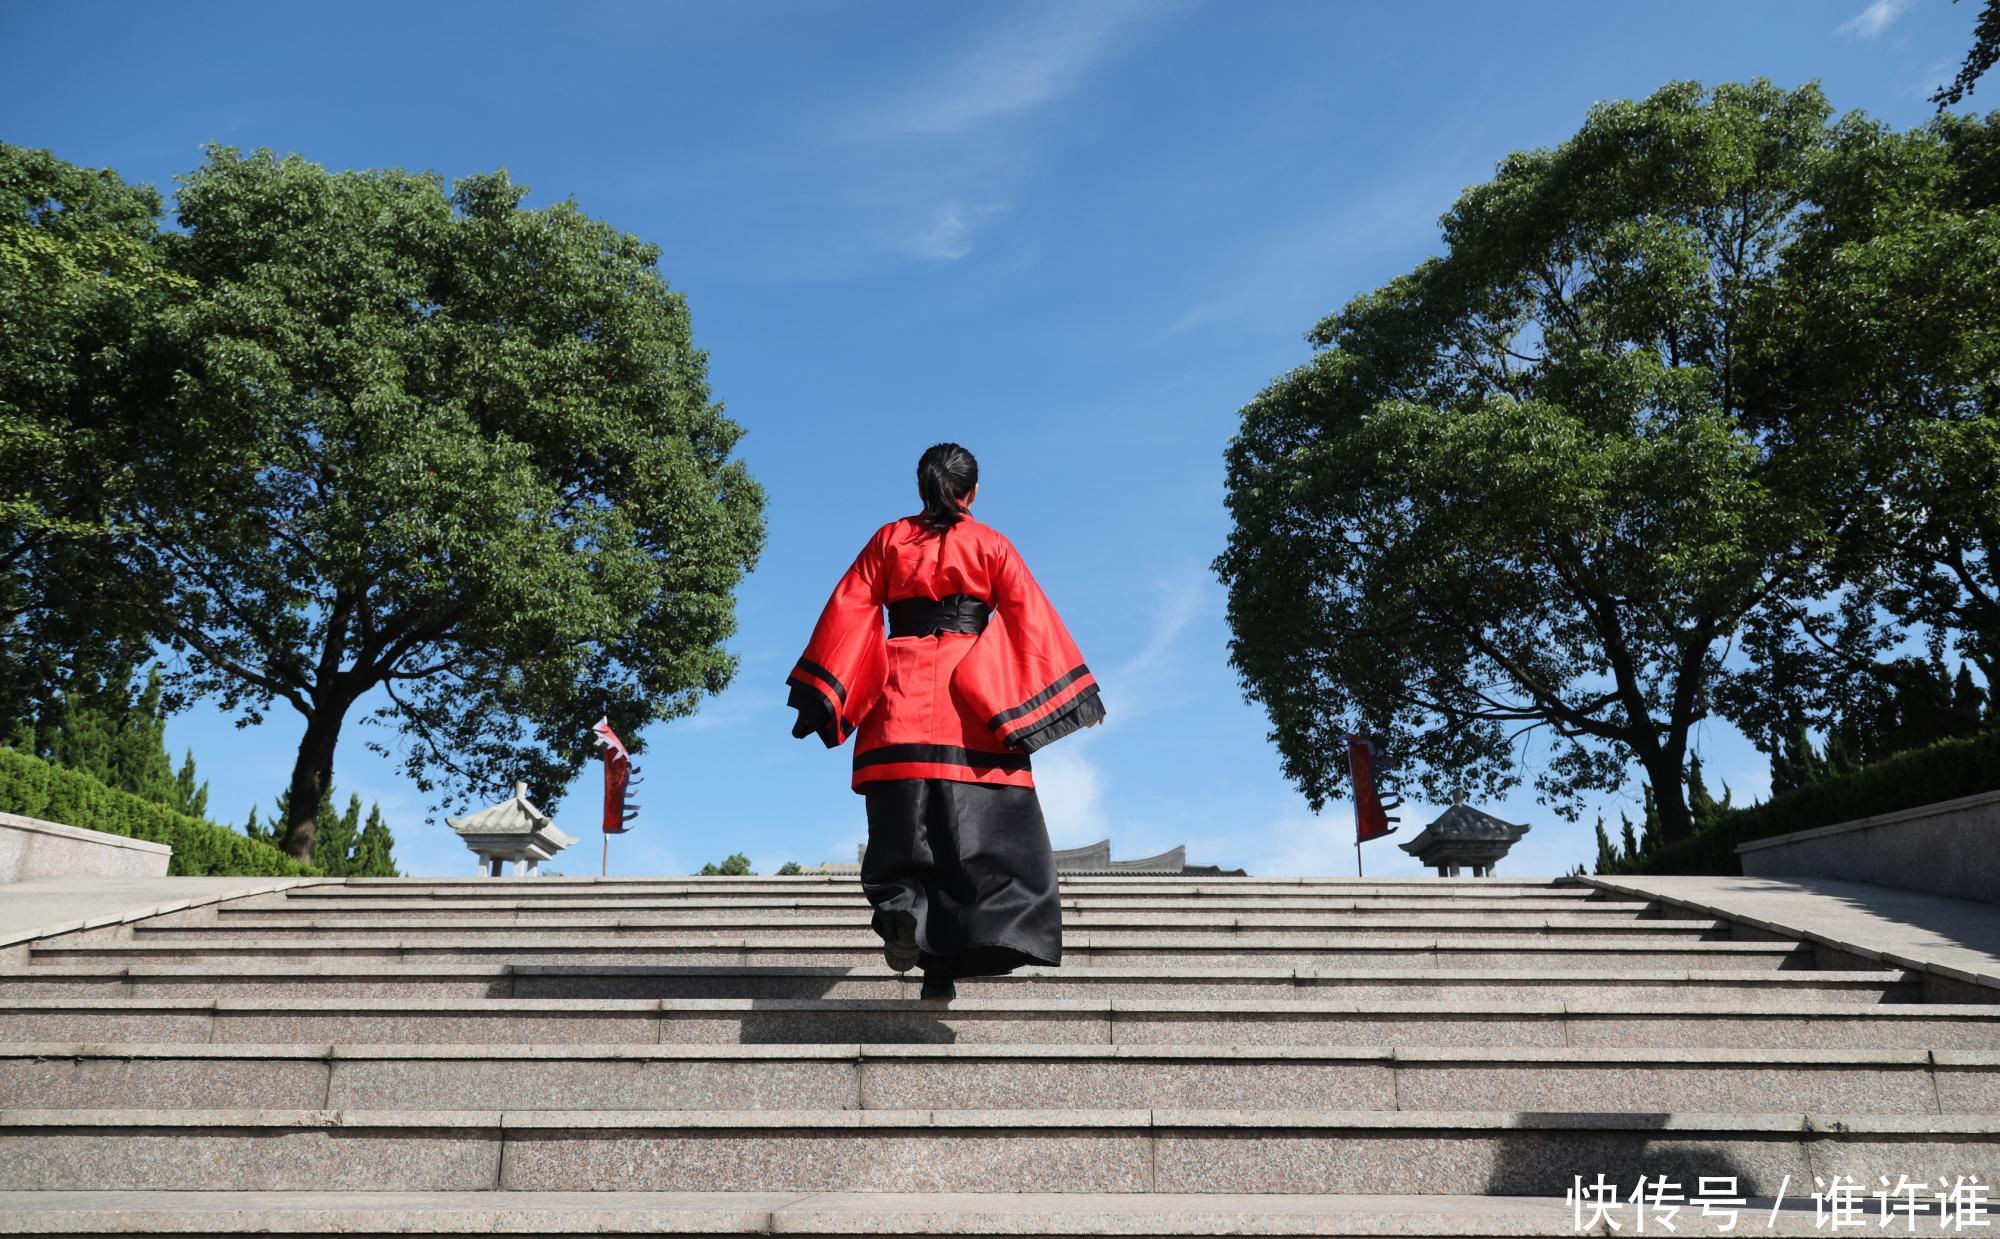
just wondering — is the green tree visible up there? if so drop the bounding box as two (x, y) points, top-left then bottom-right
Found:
(118, 148), (763, 862)
(1686, 755), (1732, 832)
(30, 664), (179, 806)
(313, 794), (362, 877)
(1592, 814), (1619, 874)
(0, 144), (180, 728)
(1766, 720), (1826, 796)
(1215, 81), (1836, 843)
(172, 750), (208, 820)
(698, 852), (753, 876)
(262, 787), (397, 876)
(1954, 663), (1991, 731)
(1727, 108), (2000, 734)
(775, 861), (805, 875)
(350, 803), (398, 877)
(1934, 0), (2000, 108)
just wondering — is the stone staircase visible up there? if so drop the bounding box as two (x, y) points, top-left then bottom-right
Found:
(0, 875), (1994, 1234)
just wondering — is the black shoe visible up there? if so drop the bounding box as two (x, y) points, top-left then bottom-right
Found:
(919, 971), (956, 1001)
(880, 912), (919, 973)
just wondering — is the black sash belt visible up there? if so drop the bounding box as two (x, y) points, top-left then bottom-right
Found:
(888, 594), (990, 637)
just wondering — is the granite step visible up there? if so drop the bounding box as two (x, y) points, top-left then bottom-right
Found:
(27, 934), (1806, 971)
(0, 1188), (1820, 1236)
(0, 962), (1915, 1003)
(312, 877), (1589, 893)
(1, 1107), (1993, 1194)
(2, 1041), (1989, 1115)
(5, 995), (1999, 1048)
(115, 913), (1727, 943)
(215, 896), (1667, 918)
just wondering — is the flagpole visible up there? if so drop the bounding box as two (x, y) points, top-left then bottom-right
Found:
(602, 831), (609, 878)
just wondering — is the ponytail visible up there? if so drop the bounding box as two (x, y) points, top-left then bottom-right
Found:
(915, 443), (978, 533)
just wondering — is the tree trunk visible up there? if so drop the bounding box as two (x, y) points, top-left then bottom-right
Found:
(281, 709), (344, 862)
(1635, 744), (1695, 845)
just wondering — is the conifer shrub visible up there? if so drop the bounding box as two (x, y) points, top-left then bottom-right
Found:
(0, 746), (316, 877)
(1604, 728), (2000, 875)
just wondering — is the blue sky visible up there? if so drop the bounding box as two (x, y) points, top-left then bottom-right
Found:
(1, 0), (1983, 878)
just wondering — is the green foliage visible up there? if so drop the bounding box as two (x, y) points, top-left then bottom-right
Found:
(1933, 0), (2000, 108)
(14, 664), (216, 820)
(35, 665), (175, 803)
(8, 143), (765, 862)
(1592, 815), (1618, 874)
(0, 745), (315, 877)
(1216, 81), (1846, 844)
(775, 861), (804, 875)
(1726, 108), (2000, 736)
(1605, 727), (2000, 875)
(1216, 80), (2000, 843)
(172, 750), (207, 820)
(0, 143), (182, 729)
(1686, 756), (1733, 833)
(262, 789), (398, 877)
(698, 852), (753, 876)
(1767, 720), (1827, 796)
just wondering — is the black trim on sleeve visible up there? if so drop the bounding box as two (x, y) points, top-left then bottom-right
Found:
(1006, 685), (1105, 754)
(794, 658), (848, 704)
(986, 665), (1091, 731)
(786, 678), (845, 749)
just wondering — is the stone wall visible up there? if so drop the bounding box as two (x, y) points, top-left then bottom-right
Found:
(1736, 788), (2000, 904)
(0, 811), (172, 882)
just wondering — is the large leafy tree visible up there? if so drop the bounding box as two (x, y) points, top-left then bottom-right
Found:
(0, 144), (181, 726)
(124, 148), (763, 861)
(1215, 82), (1845, 844)
(1934, 0), (2000, 109)
(1728, 108), (2000, 732)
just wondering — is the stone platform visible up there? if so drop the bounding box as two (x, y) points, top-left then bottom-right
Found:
(0, 873), (1993, 1233)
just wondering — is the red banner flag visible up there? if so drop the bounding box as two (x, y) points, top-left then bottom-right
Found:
(1345, 733), (1400, 844)
(593, 717), (637, 836)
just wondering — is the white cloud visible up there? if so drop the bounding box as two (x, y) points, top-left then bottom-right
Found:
(1107, 572), (1209, 718)
(1837, 0), (1913, 40)
(852, 0), (1171, 141)
(1032, 739), (1110, 847)
(910, 200), (1008, 261)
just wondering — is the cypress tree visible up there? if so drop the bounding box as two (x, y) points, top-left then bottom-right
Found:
(1639, 787), (1661, 854)
(1688, 756), (1719, 832)
(1951, 664), (1987, 736)
(350, 804), (398, 877)
(172, 750), (208, 819)
(1593, 815), (1619, 873)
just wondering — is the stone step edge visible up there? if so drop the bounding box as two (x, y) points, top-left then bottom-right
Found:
(0, 963), (1905, 983)
(315, 877), (1583, 887)
(35, 934), (1796, 953)
(157, 915), (1704, 930)
(12, 995), (1976, 1016)
(0, 1189), (1689, 1236)
(0, 878), (331, 951)
(6, 1040), (1992, 1066)
(242, 899), (1640, 911)
(3, 1107), (1995, 1134)
(1582, 876), (2000, 996)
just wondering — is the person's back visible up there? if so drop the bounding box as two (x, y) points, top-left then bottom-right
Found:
(785, 443), (1103, 999)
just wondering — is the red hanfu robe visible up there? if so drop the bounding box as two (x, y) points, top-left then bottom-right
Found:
(786, 515), (1104, 790)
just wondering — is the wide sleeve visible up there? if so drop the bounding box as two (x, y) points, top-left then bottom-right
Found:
(785, 528), (888, 748)
(952, 535), (1105, 753)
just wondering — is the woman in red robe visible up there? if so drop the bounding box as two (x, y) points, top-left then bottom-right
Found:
(786, 443), (1104, 999)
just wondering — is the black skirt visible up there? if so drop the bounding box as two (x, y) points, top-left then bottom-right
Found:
(860, 778), (1063, 977)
